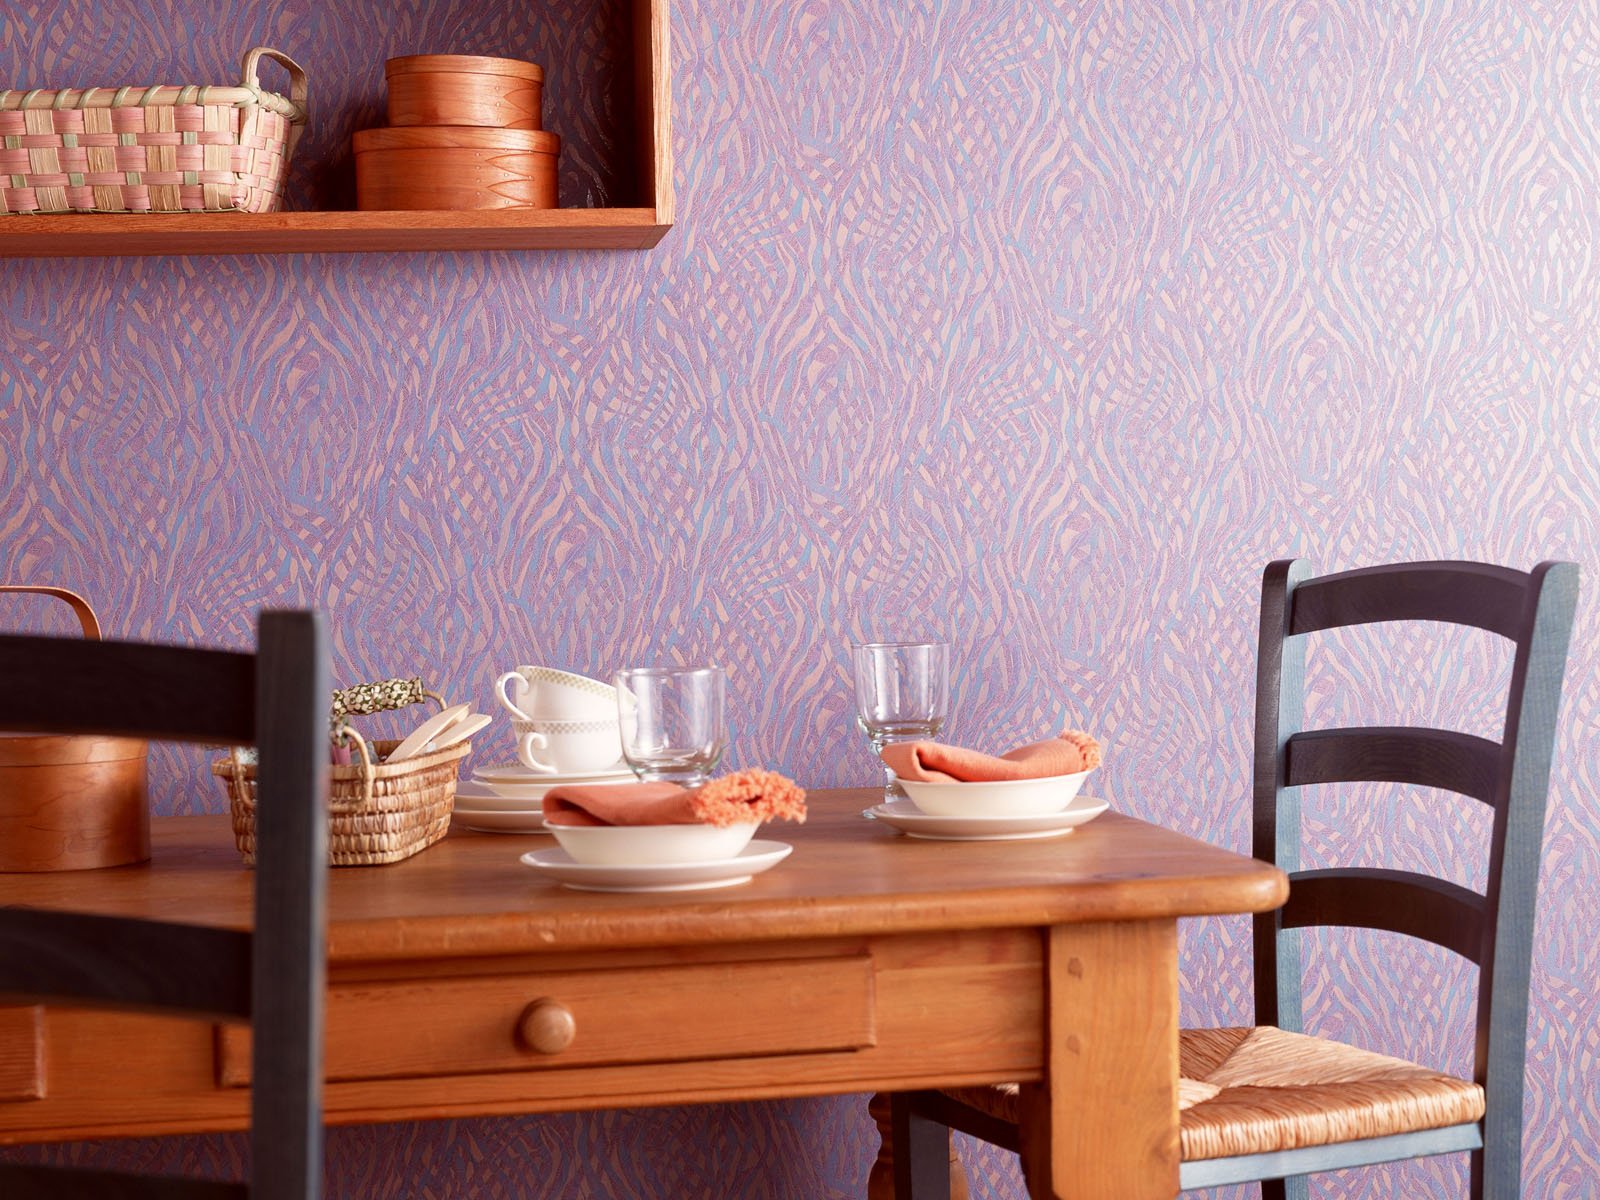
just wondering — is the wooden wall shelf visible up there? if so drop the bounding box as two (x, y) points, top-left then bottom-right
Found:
(0, 0), (672, 259)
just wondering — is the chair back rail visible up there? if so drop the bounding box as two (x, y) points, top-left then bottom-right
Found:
(0, 911), (251, 1017)
(0, 1161), (248, 1199)
(1254, 558), (1579, 1200)
(1287, 561), (1532, 639)
(1286, 727), (1502, 807)
(0, 635), (255, 745)
(1280, 868), (1487, 964)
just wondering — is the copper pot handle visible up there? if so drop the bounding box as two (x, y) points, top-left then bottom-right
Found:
(0, 585), (101, 640)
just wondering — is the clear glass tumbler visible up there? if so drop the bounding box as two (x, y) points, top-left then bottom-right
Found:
(851, 641), (950, 798)
(613, 666), (727, 787)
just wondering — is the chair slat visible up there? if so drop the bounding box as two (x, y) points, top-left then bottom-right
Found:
(0, 635), (255, 745)
(1287, 561), (1529, 639)
(1281, 868), (1487, 964)
(1285, 727), (1502, 807)
(0, 909), (251, 1020)
(0, 1161), (248, 1199)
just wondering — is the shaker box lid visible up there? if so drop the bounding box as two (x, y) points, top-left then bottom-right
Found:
(0, 732), (148, 768)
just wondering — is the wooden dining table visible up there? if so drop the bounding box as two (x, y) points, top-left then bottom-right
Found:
(0, 788), (1285, 1200)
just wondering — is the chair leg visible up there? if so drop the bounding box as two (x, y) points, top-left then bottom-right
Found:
(1260, 1176), (1308, 1200)
(868, 1092), (960, 1200)
(868, 1094), (897, 1200)
(893, 1094), (954, 1200)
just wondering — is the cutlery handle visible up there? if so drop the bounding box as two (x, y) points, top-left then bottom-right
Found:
(331, 677), (445, 719)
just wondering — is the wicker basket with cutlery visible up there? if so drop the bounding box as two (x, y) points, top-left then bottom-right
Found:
(213, 676), (466, 867)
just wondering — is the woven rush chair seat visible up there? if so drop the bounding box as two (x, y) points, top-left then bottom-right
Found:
(936, 1025), (1485, 1163)
(1178, 1027), (1485, 1160)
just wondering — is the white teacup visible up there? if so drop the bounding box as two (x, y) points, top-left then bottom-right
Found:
(495, 665), (621, 723)
(513, 716), (626, 775)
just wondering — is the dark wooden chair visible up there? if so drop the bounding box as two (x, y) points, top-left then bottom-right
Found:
(0, 610), (330, 1200)
(888, 558), (1580, 1199)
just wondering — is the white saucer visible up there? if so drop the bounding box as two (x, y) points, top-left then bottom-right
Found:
(519, 840), (793, 892)
(864, 795), (1109, 841)
(451, 807), (548, 834)
(455, 781), (555, 811)
(480, 774), (634, 802)
(474, 762), (631, 783)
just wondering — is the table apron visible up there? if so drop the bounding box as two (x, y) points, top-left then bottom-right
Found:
(0, 926), (1048, 1143)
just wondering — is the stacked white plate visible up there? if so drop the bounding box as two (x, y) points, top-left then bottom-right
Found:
(451, 762), (634, 834)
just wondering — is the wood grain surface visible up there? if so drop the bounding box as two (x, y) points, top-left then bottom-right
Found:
(0, 789), (1283, 1180)
(0, 790), (1286, 960)
(0, 0), (671, 257)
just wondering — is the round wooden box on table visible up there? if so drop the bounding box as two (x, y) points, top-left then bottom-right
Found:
(0, 734), (150, 872)
(354, 126), (559, 210)
(0, 585), (149, 872)
(385, 54), (543, 130)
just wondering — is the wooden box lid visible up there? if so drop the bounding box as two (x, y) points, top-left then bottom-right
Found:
(385, 54), (544, 82)
(0, 732), (147, 767)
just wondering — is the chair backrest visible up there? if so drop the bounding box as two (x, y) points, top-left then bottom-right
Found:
(0, 611), (329, 1200)
(1253, 559), (1579, 1193)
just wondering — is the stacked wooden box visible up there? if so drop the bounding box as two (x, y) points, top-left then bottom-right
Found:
(355, 55), (559, 210)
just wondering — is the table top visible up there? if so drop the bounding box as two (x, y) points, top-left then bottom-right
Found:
(0, 789), (1286, 962)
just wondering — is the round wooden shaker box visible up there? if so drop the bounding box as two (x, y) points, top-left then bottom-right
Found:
(385, 54), (544, 130)
(0, 585), (150, 871)
(354, 125), (560, 210)
(0, 733), (150, 872)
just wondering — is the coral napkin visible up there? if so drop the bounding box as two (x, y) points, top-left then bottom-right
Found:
(879, 729), (1101, 783)
(543, 768), (807, 828)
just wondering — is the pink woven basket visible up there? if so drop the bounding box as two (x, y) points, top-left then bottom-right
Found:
(0, 46), (307, 215)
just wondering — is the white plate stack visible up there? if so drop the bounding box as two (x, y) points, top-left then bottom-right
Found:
(452, 762), (633, 834)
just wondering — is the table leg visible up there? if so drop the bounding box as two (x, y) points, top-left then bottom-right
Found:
(1017, 920), (1179, 1200)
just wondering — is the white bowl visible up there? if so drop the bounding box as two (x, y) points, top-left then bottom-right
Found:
(545, 821), (759, 866)
(896, 770), (1092, 818)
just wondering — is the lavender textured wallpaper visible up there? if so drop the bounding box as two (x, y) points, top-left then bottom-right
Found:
(3, 1), (1599, 1198)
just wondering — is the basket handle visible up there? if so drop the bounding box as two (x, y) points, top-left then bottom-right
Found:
(0, 585), (101, 640)
(240, 46), (308, 163)
(344, 726), (376, 809)
(241, 47), (308, 119)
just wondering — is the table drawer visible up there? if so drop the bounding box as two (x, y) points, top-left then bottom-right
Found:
(219, 953), (876, 1085)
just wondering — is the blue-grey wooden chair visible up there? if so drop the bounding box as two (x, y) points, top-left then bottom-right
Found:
(0, 610), (329, 1200)
(888, 558), (1580, 1199)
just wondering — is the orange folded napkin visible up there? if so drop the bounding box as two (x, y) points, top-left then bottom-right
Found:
(879, 729), (1102, 783)
(542, 768), (807, 828)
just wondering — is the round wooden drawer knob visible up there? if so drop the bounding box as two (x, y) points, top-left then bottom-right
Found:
(518, 999), (576, 1054)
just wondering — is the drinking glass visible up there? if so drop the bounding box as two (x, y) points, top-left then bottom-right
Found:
(851, 641), (949, 797)
(614, 666), (727, 787)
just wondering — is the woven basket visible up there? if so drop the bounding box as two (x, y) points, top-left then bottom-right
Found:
(0, 46), (307, 215)
(213, 732), (468, 868)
